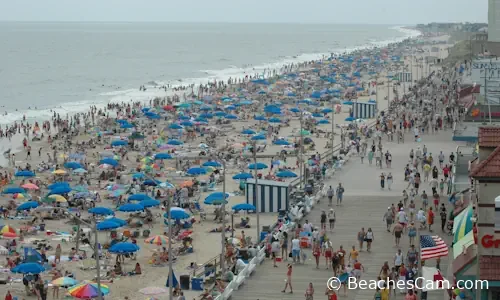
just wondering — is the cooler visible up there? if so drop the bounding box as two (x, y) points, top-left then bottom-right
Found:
(191, 277), (204, 291)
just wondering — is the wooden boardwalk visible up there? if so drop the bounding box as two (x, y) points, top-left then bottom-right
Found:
(232, 129), (461, 300)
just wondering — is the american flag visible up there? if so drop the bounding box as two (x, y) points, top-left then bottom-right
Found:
(420, 235), (448, 260)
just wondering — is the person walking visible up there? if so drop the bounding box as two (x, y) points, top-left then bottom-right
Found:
(380, 173), (385, 189)
(281, 231), (288, 261)
(320, 210), (327, 230)
(427, 207), (435, 232)
(291, 235), (300, 263)
(312, 241), (321, 269)
(387, 173), (393, 190)
(383, 208), (393, 232)
(365, 228), (374, 252)
(323, 238), (333, 269)
(327, 186), (334, 206)
(393, 223), (403, 247)
(271, 238), (280, 267)
(305, 282), (314, 300)
(440, 204), (447, 232)
(282, 264), (293, 293)
(368, 150), (374, 165)
(328, 208), (335, 231)
(357, 228), (365, 251)
(336, 183), (344, 206)
(407, 222), (417, 245)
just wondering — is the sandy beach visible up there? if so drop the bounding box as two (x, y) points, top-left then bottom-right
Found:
(0, 31), (456, 300)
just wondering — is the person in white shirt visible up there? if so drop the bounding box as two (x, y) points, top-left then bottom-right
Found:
(291, 237), (300, 263)
(271, 239), (280, 267)
(303, 220), (312, 233)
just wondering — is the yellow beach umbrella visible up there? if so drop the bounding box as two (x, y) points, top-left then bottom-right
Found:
(48, 195), (67, 202)
(52, 169), (67, 175)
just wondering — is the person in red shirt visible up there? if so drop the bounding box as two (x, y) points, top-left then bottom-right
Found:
(4, 291), (12, 300)
(427, 208), (435, 232)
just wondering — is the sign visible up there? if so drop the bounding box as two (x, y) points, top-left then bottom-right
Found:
(395, 72), (412, 82)
(481, 234), (500, 248)
(472, 59), (500, 81)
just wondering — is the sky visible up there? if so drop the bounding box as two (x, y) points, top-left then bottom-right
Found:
(0, 0), (488, 24)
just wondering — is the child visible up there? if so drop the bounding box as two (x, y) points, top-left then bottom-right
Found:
(439, 179), (445, 196)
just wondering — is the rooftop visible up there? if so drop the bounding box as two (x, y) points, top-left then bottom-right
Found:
(470, 146), (500, 178)
(478, 127), (500, 147)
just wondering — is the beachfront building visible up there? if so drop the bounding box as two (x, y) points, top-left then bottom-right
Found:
(467, 126), (500, 299)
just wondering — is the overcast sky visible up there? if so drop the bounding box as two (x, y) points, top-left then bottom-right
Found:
(0, 0), (487, 24)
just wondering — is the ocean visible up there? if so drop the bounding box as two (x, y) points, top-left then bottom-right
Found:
(0, 22), (420, 125)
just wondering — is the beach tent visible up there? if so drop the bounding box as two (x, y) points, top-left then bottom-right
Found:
(165, 271), (179, 288)
(24, 247), (43, 263)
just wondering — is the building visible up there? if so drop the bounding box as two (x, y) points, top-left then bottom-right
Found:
(468, 126), (500, 299)
(490, 0), (500, 42)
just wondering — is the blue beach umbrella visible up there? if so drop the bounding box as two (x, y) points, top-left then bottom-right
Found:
(200, 106), (212, 111)
(64, 162), (83, 170)
(225, 114), (238, 120)
(254, 115), (267, 121)
(241, 129), (256, 135)
(140, 199), (161, 208)
(273, 139), (290, 145)
(169, 123), (183, 130)
(317, 119), (330, 124)
(312, 113), (323, 118)
(99, 158), (118, 167)
(251, 135), (266, 141)
(167, 139), (183, 146)
(128, 194), (150, 201)
(11, 263), (45, 275)
(232, 203), (256, 211)
(275, 170), (298, 178)
(289, 107), (301, 113)
(48, 186), (72, 195)
(88, 207), (114, 216)
(15, 170), (35, 177)
(186, 167), (207, 175)
(214, 111), (226, 117)
(180, 121), (194, 127)
(342, 101), (353, 105)
(258, 90), (267, 95)
(104, 217), (127, 226)
(120, 123), (134, 129)
(248, 162), (268, 170)
(47, 182), (69, 190)
(199, 113), (213, 119)
(118, 203), (144, 212)
(202, 161), (222, 167)
(154, 153), (173, 160)
(109, 242), (140, 254)
(96, 221), (122, 231)
(345, 117), (356, 122)
(165, 207), (190, 220)
(17, 201), (39, 211)
(195, 117), (208, 123)
(132, 173), (145, 179)
(205, 192), (230, 203)
(143, 179), (160, 186)
(321, 108), (333, 113)
(232, 172), (253, 180)
(268, 117), (281, 123)
(146, 113), (161, 119)
(178, 115), (190, 120)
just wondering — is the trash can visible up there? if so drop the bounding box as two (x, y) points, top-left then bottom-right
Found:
(191, 277), (204, 291)
(180, 275), (190, 290)
(39, 224), (46, 231)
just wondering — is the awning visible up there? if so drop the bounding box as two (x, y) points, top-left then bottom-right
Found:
(453, 205), (475, 259)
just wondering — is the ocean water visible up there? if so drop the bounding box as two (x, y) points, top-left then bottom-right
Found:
(0, 22), (419, 125)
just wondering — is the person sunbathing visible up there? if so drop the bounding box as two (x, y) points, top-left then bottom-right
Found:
(235, 217), (250, 228)
(210, 225), (232, 233)
(128, 262), (142, 275)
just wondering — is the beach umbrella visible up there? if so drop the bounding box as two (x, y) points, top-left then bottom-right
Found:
(204, 192), (230, 204)
(21, 183), (39, 190)
(47, 194), (67, 203)
(52, 169), (67, 175)
(88, 207), (114, 216)
(317, 119), (330, 124)
(139, 287), (169, 295)
(168, 123), (183, 130)
(289, 107), (301, 113)
(68, 282), (110, 299)
(240, 100), (253, 105)
(321, 108), (333, 113)
(258, 90), (267, 95)
(275, 170), (298, 178)
(103, 217), (127, 226)
(268, 117), (281, 123)
(195, 117), (208, 123)
(232, 203), (256, 211)
(248, 162), (268, 170)
(165, 207), (190, 220)
(154, 153), (172, 160)
(48, 186), (72, 195)
(11, 263), (45, 274)
(251, 135), (266, 141)
(224, 105), (236, 110)
(13, 193), (25, 200)
(144, 179), (160, 186)
(116, 119), (129, 124)
(214, 111), (226, 117)
(254, 115), (267, 121)
(199, 113), (213, 119)
(51, 277), (78, 287)
(273, 139), (290, 146)
(224, 114), (237, 120)
(64, 162), (83, 169)
(345, 117), (355, 122)
(178, 115), (190, 120)
(109, 242), (140, 254)
(16, 201), (39, 211)
(111, 140), (128, 147)
(199, 106), (212, 111)
(96, 221), (122, 231)
(145, 235), (170, 246)
(14, 170), (35, 177)
(120, 123), (134, 129)
(129, 132), (145, 140)
(202, 161), (221, 167)
(186, 167), (207, 176)
(3, 187), (25, 194)
(241, 129), (256, 135)
(342, 101), (353, 105)
(48, 182), (69, 190)
(232, 172), (253, 180)
(99, 158), (118, 167)
(312, 113), (323, 118)
(177, 103), (191, 109)
(73, 168), (87, 174)
(167, 139), (183, 146)
(140, 199), (161, 208)
(118, 203), (144, 212)
(146, 113), (160, 119)
(159, 182), (175, 189)
(128, 194), (150, 201)
(132, 173), (145, 179)
(0, 225), (15, 235)
(180, 121), (194, 127)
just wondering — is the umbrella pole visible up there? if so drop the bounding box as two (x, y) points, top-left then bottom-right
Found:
(253, 144), (260, 243)
(220, 160), (227, 272)
(93, 220), (103, 300)
(167, 193), (173, 300)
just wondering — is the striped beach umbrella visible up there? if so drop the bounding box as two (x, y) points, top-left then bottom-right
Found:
(144, 235), (170, 246)
(68, 282), (110, 299)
